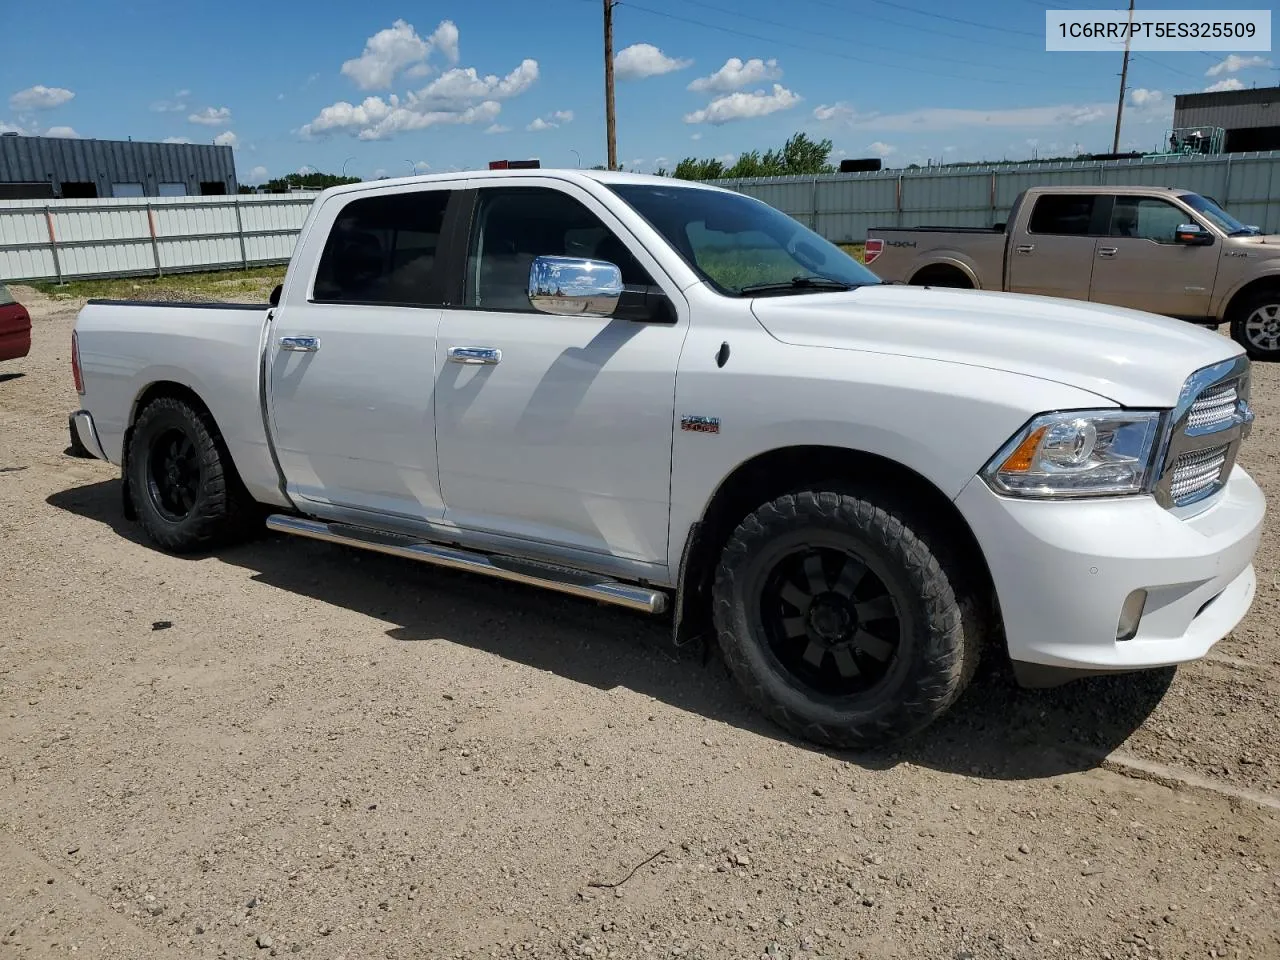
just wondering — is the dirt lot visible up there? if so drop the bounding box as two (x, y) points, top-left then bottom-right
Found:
(1, 281), (1278, 960)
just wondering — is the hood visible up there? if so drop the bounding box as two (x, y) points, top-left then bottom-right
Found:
(751, 285), (1242, 409)
(1232, 233), (1280, 248)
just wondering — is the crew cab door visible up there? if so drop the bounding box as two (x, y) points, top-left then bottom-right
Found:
(1006, 193), (1107, 300)
(266, 185), (457, 519)
(433, 181), (686, 566)
(1087, 194), (1220, 319)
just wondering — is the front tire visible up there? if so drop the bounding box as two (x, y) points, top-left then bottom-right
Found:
(711, 491), (978, 749)
(1230, 289), (1280, 361)
(126, 396), (256, 553)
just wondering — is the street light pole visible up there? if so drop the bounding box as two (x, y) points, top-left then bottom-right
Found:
(570, 148), (582, 168)
(404, 159), (416, 175)
(341, 156), (356, 178)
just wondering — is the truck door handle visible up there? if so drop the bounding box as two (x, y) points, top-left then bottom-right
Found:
(447, 346), (502, 365)
(1015, 244), (1035, 254)
(1098, 247), (1119, 258)
(279, 336), (320, 352)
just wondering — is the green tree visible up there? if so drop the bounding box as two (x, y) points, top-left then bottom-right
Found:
(262, 171), (362, 193)
(673, 131), (835, 182)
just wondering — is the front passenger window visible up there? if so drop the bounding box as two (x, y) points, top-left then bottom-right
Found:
(465, 188), (653, 312)
(1110, 197), (1189, 244)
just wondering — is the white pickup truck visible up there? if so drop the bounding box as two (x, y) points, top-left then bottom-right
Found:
(69, 169), (1264, 748)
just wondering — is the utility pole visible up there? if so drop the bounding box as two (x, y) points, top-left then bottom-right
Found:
(604, 0), (617, 171)
(1111, 0), (1135, 154)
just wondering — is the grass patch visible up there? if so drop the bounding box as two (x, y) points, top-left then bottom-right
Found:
(33, 265), (287, 303)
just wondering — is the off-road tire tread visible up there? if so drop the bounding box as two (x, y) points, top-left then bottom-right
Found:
(128, 396), (255, 553)
(712, 490), (977, 749)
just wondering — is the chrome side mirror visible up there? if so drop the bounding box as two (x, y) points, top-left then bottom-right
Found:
(1174, 223), (1213, 246)
(528, 256), (623, 317)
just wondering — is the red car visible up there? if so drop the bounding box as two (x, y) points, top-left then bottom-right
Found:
(0, 284), (31, 362)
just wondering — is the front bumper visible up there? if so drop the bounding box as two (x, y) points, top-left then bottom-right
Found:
(957, 465), (1264, 674)
(68, 409), (107, 461)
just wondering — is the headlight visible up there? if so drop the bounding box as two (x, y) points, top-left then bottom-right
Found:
(983, 410), (1165, 498)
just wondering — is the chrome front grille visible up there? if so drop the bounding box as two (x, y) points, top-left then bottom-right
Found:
(1187, 381), (1239, 433)
(1154, 356), (1253, 511)
(1170, 444), (1230, 502)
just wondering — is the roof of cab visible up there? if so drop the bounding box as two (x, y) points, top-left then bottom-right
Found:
(318, 167), (734, 199)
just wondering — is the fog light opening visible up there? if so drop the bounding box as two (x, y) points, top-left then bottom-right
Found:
(1116, 589), (1148, 642)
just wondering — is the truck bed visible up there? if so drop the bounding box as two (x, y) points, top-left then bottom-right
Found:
(73, 299), (281, 504)
(865, 227), (1007, 288)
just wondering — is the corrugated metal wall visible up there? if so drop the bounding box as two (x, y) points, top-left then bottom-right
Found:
(716, 150), (1280, 243)
(0, 193), (317, 283)
(0, 135), (237, 198)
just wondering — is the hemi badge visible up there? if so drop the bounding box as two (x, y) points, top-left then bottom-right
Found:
(681, 415), (720, 434)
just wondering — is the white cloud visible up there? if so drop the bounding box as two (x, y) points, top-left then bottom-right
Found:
(868, 141), (896, 157)
(373, 168), (388, 179)
(303, 53), (536, 140)
(162, 136), (192, 144)
(301, 97), (503, 141)
(812, 99), (1109, 132)
(688, 57), (781, 93)
(1206, 78), (1246, 93)
(485, 123), (510, 134)
(528, 109), (574, 131)
(411, 60), (539, 109)
(690, 132), (702, 140)
(44, 126), (79, 138)
(429, 20), (460, 64)
(614, 43), (692, 81)
(341, 19), (462, 90)
(276, 93), (285, 101)
(1206, 54), (1272, 77)
(683, 84), (800, 125)
(214, 130), (239, 148)
(297, 165), (316, 174)
(412, 160), (430, 172)
(150, 89), (190, 112)
(189, 106), (232, 126)
(247, 165), (268, 182)
(0, 121), (29, 134)
(1129, 87), (1162, 107)
(9, 85), (75, 111)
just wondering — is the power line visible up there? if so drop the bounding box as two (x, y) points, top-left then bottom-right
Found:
(795, 0), (1035, 53)
(678, 0), (1050, 72)
(862, 0), (1041, 38)
(621, 1), (1107, 91)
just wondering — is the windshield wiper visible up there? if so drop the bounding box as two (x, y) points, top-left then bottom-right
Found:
(738, 275), (859, 296)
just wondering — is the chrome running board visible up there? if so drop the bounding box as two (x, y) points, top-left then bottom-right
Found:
(265, 514), (668, 615)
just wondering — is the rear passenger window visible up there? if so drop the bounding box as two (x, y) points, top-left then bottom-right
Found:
(1027, 194), (1098, 236)
(313, 190), (451, 306)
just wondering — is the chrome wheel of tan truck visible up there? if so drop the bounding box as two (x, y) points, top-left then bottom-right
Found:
(865, 185), (1280, 361)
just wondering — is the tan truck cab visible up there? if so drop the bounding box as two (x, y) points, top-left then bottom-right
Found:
(866, 185), (1280, 360)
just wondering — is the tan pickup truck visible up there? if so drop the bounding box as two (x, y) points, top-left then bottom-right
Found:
(865, 185), (1280, 359)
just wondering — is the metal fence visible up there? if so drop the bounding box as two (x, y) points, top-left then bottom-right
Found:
(3, 150), (1280, 283)
(713, 150), (1280, 243)
(0, 193), (318, 283)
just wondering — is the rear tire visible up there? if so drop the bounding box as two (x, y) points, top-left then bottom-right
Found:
(711, 490), (978, 749)
(126, 396), (257, 553)
(1230, 289), (1280, 361)
(910, 266), (973, 289)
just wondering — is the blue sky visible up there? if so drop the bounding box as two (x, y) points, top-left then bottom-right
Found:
(1, 0), (1275, 183)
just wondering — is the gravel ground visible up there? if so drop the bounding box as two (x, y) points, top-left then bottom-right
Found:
(1, 286), (1278, 960)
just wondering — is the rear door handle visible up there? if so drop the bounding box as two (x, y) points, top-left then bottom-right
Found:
(1014, 244), (1035, 254)
(447, 346), (502, 365)
(1098, 247), (1119, 258)
(279, 336), (320, 352)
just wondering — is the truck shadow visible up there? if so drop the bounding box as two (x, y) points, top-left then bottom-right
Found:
(48, 478), (1174, 782)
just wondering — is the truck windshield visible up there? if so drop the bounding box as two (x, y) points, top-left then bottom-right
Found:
(1180, 193), (1258, 236)
(608, 183), (881, 296)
